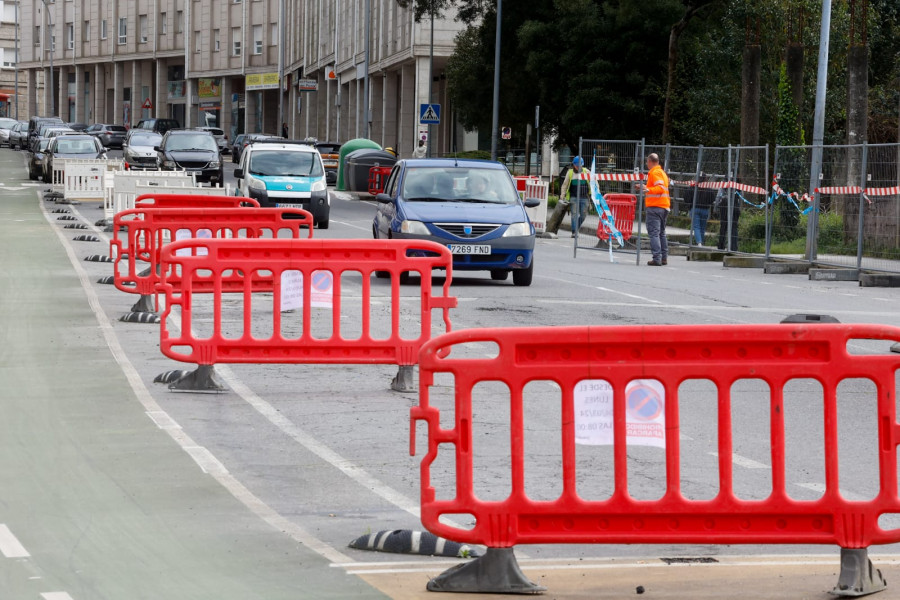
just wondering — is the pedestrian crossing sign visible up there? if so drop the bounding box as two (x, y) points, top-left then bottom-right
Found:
(419, 103), (441, 125)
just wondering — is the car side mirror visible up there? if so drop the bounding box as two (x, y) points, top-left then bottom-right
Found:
(153, 146), (161, 152)
(524, 198), (540, 208)
(375, 193), (393, 204)
(234, 169), (243, 179)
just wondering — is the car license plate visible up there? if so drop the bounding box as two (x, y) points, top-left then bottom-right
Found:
(275, 203), (302, 207)
(448, 244), (491, 255)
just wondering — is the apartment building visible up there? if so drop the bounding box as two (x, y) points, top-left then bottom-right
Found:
(0, 1), (22, 117)
(17, 0), (475, 155)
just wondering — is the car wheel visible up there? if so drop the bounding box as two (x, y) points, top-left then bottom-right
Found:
(317, 218), (329, 230)
(29, 167), (37, 181)
(399, 271), (413, 285)
(512, 261), (534, 287)
(490, 269), (510, 281)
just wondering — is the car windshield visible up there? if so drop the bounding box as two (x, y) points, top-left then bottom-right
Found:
(166, 134), (218, 151)
(249, 150), (323, 177)
(56, 139), (98, 154)
(401, 167), (519, 204)
(129, 133), (162, 147)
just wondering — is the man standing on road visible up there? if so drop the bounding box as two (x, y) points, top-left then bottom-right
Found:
(640, 153), (671, 266)
(559, 156), (590, 237)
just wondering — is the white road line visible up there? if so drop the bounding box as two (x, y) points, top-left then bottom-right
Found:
(796, 483), (870, 501)
(41, 593), (75, 600)
(533, 299), (900, 319)
(184, 446), (229, 475)
(40, 198), (356, 566)
(145, 410), (182, 430)
(709, 452), (770, 470)
(0, 524), (30, 558)
(331, 220), (370, 232)
(595, 286), (662, 304)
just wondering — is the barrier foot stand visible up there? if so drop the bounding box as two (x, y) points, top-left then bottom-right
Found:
(891, 342), (900, 354)
(426, 547), (545, 595)
(832, 547), (887, 597)
(168, 365), (226, 393)
(391, 365), (416, 393)
(130, 294), (155, 314)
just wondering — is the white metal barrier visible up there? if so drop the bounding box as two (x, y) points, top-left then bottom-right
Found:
(51, 158), (114, 196)
(63, 163), (106, 203)
(524, 180), (550, 234)
(105, 171), (198, 219)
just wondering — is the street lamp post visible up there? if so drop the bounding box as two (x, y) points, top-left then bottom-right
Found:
(14, 0), (19, 119)
(41, 0), (56, 116)
(489, 0), (501, 162)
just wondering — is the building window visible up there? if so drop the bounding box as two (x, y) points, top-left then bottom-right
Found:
(139, 15), (148, 43)
(118, 17), (126, 45)
(83, 20), (90, 42)
(176, 11), (184, 34)
(2, 48), (17, 68)
(101, 20), (107, 40)
(66, 23), (74, 49)
(231, 27), (241, 56)
(213, 29), (220, 52)
(34, 26), (40, 46)
(252, 24), (262, 55)
(194, 31), (201, 53)
(160, 12), (167, 34)
(269, 23), (277, 46)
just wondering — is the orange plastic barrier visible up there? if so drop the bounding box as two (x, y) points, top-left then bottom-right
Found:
(157, 238), (457, 368)
(597, 193), (636, 242)
(112, 207), (314, 301)
(412, 323), (900, 552)
(368, 166), (393, 196)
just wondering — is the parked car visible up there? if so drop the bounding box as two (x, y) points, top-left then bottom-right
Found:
(230, 134), (247, 163)
(27, 138), (51, 180)
(233, 133), (278, 164)
(28, 116), (64, 147)
(123, 131), (163, 170)
(135, 118), (181, 135)
(85, 123), (127, 148)
(199, 126), (228, 154)
(234, 140), (330, 227)
(0, 117), (18, 147)
(66, 122), (89, 132)
(8, 122), (29, 150)
(42, 134), (106, 183)
(373, 159), (538, 286)
(45, 127), (76, 139)
(156, 129), (223, 184)
(315, 141), (342, 185)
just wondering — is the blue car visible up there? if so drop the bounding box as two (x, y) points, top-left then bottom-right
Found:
(373, 159), (538, 286)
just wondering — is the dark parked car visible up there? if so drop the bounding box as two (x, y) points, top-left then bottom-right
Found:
(373, 159), (538, 286)
(85, 123), (127, 148)
(42, 134), (106, 183)
(233, 133), (278, 164)
(315, 141), (342, 185)
(231, 134), (247, 163)
(135, 118), (181, 135)
(156, 129), (223, 184)
(28, 116), (64, 147)
(66, 122), (89, 132)
(8, 122), (29, 150)
(28, 138), (51, 180)
(123, 131), (163, 170)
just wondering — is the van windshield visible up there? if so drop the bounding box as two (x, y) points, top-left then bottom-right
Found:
(165, 134), (218, 152)
(249, 150), (323, 177)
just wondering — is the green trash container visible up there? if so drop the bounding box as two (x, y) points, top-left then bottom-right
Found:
(337, 138), (381, 191)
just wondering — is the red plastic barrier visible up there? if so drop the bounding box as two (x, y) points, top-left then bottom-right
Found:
(368, 166), (393, 196)
(157, 238), (457, 367)
(134, 192), (260, 209)
(597, 193), (636, 242)
(411, 323), (900, 549)
(112, 207), (314, 297)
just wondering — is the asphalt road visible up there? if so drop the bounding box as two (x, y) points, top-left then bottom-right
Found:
(2, 145), (900, 598)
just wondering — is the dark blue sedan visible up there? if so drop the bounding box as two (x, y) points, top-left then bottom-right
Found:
(373, 159), (538, 286)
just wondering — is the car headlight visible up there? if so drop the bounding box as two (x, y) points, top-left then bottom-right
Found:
(311, 179), (327, 193)
(162, 160), (176, 168)
(208, 160), (221, 168)
(401, 220), (430, 235)
(503, 222), (532, 237)
(247, 176), (267, 192)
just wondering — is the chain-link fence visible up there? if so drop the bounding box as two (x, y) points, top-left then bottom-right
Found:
(773, 142), (900, 272)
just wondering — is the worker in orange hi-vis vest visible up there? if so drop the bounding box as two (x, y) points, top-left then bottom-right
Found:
(639, 153), (671, 266)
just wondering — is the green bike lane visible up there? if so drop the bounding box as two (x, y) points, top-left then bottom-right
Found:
(0, 150), (386, 598)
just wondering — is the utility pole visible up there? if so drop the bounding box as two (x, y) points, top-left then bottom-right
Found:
(489, 0), (501, 161)
(14, 0), (19, 119)
(277, 0), (285, 136)
(41, 0), (55, 116)
(805, 0), (832, 260)
(427, 1), (434, 157)
(363, 0), (370, 139)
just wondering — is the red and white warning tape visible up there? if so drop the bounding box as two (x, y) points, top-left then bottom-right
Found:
(578, 171), (645, 182)
(669, 180), (767, 195)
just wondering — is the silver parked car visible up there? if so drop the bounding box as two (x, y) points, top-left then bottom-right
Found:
(123, 131), (163, 170)
(0, 117), (19, 147)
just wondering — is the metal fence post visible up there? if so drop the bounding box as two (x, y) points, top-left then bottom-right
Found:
(856, 142), (868, 269)
(726, 145), (734, 252)
(635, 139), (645, 265)
(764, 144), (770, 259)
(690, 145), (704, 245)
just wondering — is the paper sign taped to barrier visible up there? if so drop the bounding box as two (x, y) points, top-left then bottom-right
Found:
(574, 379), (666, 449)
(174, 228), (212, 256)
(280, 270), (334, 312)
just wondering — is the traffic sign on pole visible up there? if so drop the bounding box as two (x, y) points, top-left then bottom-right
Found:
(501, 127), (512, 140)
(419, 104), (441, 125)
